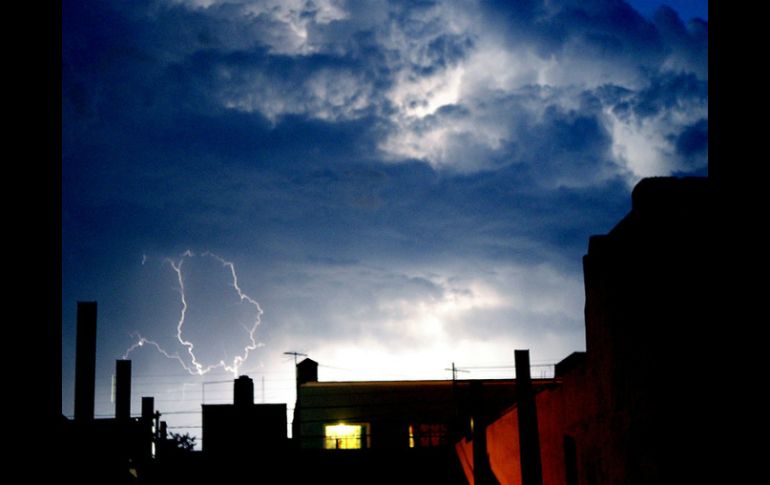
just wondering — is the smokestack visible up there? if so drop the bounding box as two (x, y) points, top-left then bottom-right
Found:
(234, 375), (254, 407)
(515, 349), (543, 485)
(74, 301), (97, 422)
(141, 397), (154, 423)
(115, 360), (131, 420)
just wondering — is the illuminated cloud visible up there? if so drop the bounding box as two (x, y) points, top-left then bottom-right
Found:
(256, 259), (585, 372)
(166, 0), (349, 55)
(372, 1), (707, 179)
(62, 0), (707, 431)
(63, 0), (705, 180)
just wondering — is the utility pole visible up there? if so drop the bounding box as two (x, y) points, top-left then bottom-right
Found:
(445, 362), (470, 444)
(445, 362), (470, 381)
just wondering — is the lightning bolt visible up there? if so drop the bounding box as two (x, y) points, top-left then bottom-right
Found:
(202, 251), (264, 374)
(124, 250), (265, 377)
(122, 334), (198, 375)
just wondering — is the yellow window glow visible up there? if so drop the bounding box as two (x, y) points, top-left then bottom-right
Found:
(409, 424), (415, 448)
(325, 424), (362, 449)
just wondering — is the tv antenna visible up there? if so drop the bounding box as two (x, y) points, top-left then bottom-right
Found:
(283, 351), (308, 366)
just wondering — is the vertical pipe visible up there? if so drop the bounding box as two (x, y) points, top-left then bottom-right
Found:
(471, 380), (493, 485)
(141, 397), (155, 460)
(515, 349), (543, 485)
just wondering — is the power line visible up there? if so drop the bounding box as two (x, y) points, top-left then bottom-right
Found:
(318, 363), (353, 371)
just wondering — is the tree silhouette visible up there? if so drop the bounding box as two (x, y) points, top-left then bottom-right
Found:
(168, 432), (196, 452)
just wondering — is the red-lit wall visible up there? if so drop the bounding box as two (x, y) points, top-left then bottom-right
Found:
(457, 178), (715, 485)
(486, 407), (521, 485)
(468, 364), (597, 485)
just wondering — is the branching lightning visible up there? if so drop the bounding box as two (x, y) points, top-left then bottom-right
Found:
(123, 250), (265, 377)
(122, 334), (199, 375)
(202, 251), (264, 373)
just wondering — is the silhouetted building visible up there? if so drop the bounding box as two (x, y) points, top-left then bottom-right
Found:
(294, 363), (550, 451)
(201, 375), (288, 457)
(62, 302), (159, 484)
(60, 176), (718, 484)
(292, 355), (557, 484)
(461, 177), (715, 485)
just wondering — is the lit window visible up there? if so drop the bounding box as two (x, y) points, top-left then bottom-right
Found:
(325, 424), (363, 449)
(409, 423), (448, 447)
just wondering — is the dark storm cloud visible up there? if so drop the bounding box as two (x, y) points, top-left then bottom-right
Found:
(64, 0), (707, 178)
(480, 0), (666, 67)
(63, 0), (703, 253)
(651, 5), (708, 74)
(625, 71), (707, 120)
(674, 118), (708, 164)
(62, 0), (707, 410)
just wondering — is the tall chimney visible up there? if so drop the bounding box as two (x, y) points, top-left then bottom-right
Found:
(297, 358), (318, 385)
(515, 349), (543, 485)
(293, 358), (318, 445)
(141, 396), (154, 423)
(115, 359), (131, 420)
(74, 301), (97, 422)
(234, 375), (254, 407)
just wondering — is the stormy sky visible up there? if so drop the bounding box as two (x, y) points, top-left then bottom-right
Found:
(62, 0), (707, 440)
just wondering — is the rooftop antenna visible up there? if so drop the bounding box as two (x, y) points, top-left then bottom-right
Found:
(284, 351), (309, 396)
(446, 362), (470, 441)
(283, 351), (308, 366)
